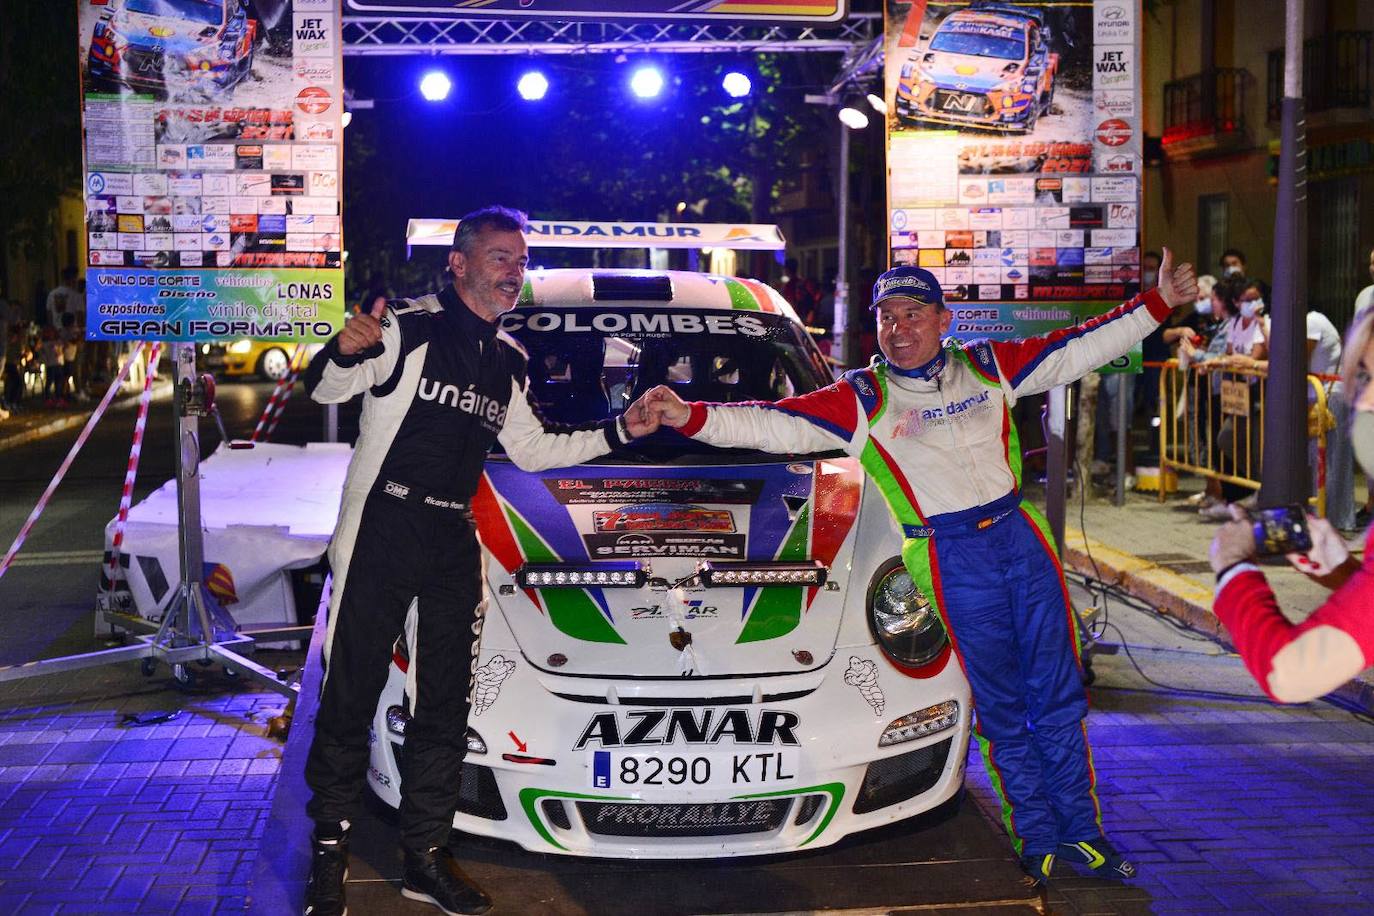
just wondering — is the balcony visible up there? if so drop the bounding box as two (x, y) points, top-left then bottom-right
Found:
(1162, 67), (1250, 158)
(1267, 31), (1373, 122)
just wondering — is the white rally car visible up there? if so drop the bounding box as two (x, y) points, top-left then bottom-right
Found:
(366, 231), (971, 858)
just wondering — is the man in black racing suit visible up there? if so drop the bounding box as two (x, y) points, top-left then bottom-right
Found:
(300, 207), (658, 916)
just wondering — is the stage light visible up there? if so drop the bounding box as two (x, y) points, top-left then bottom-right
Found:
(866, 92), (888, 115)
(722, 71), (752, 98)
(518, 70), (549, 101)
(838, 103), (870, 130)
(630, 65), (665, 99)
(419, 70), (452, 102)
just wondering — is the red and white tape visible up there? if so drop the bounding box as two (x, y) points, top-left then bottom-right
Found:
(0, 342), (149, 583)
(107, 343), (163, 582)
(250, 343), (305, 443)
(263, 365), (303, 442)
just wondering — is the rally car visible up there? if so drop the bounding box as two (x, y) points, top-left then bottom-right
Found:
(366, 269), (972, 857)
(86, 0), (260, 96)
(895, 4), (1058, 133)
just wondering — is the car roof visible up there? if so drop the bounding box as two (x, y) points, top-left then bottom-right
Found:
(515, 268), (803, 323)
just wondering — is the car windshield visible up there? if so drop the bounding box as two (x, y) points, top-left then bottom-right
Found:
(493, 306), (835, 463)
(930, 25), (1025, 60)
(125, 0), (224, 25)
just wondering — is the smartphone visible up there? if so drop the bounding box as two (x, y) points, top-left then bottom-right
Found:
(1251, 505), (1313, 557)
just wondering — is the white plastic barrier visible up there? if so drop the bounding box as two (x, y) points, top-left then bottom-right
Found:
(102, 442), (352, 637)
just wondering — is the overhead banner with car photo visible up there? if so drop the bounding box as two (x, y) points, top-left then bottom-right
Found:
(343, 0), (847, 23)
(884, 1), (1142, 361)
(79, 0), (345, 342)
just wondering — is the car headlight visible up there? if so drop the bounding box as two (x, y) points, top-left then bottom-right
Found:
(867, 558), (947, 667)
(879, 700), (960, 747)
(184, 43), (226, 70)
(228, 339), (252, 354)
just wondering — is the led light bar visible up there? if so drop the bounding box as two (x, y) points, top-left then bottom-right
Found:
(696, 560), (828, 588)
(878, 700), (961, 748)
(516, 562), (648, 589)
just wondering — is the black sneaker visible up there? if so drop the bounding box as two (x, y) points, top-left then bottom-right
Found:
(304, 827), (349, 916)
(401, 847), (492, 915)
(1058, 837), (1137, 879)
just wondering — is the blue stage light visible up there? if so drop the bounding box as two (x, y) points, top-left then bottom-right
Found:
(419, 71), (452, 102)
(630, 65), (665, 99)
(518, 71), (549, 101)
(722, 71), (752, 98)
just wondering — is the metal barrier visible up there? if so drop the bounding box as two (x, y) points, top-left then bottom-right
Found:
(1155, 359), (1336, 515)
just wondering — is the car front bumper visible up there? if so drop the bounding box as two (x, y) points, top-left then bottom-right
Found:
(368, 647), (971, 858)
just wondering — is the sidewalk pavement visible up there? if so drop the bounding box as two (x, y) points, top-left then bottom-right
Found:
(0, 383), (174, 453)
(1049, 473), (1374, 714)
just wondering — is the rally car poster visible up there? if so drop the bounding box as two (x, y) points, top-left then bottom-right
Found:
(79, 0), (345, 343)
(885, 0), (1143, 341)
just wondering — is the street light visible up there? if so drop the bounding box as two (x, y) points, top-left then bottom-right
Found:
(837, 100), (870, 130)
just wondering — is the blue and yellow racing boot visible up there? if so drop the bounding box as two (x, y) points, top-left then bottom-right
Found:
(1018, 851), (1055, 887)
(1058, 837), (1137, 879)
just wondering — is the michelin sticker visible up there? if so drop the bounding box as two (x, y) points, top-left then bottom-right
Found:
(845, 656), (885, 714)
(472, 655), (516, 716)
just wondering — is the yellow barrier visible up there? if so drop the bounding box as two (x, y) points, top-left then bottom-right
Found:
(1155, 358), (1332, 516)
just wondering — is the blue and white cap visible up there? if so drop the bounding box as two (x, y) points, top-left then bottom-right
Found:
(871, 266), (945, 310)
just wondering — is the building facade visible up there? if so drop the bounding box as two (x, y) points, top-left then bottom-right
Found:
(1144, 0), (1374, 330)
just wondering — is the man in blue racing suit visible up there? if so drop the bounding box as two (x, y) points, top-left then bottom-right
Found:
(644, 252), (1197, 884)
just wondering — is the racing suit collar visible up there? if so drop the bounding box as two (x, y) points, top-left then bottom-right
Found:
(438, 284), (499, 344)
(885, 347), (946, 382)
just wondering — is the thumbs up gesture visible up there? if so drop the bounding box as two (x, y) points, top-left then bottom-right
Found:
(338, 296), (387, 355)
(1157, 246), (1198, 309)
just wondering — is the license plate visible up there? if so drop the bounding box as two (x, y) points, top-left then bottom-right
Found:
(590, 749), (799, 791)
(940, 91), (981, 113)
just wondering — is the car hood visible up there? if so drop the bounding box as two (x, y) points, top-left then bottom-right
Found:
(927, 53), (1022, 91)
(119, 11), (222, 50)
(474, 456), (864, 679)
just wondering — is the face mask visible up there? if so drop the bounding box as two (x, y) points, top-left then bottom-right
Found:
(1353, 410), (1374, 480)
(1195, 298), (1213, 315)
(1225, 265), (1242, 276)
(1239, 299), (1261, 318)
(1143, 270), (1158, 288)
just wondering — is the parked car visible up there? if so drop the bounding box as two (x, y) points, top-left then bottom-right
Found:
(219, 339), (317, 381)
(367, 268), (972, 858)
(895, 4), (1059, 132)
(87, 0), (260, 96)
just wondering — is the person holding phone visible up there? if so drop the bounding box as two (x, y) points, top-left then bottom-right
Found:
(1208, 305), (1374, 703)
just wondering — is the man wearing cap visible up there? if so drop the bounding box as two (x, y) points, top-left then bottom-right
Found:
(645, 252), (1197, 884)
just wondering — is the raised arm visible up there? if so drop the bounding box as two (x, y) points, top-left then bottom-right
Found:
(990, 248), (1196, 400)
(306, 298), (402, 403)
(647, 380), (864, 457)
